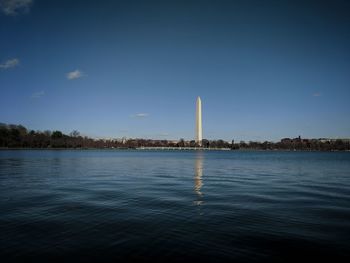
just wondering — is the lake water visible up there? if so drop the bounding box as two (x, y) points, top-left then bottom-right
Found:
(0, 150), (350, 262)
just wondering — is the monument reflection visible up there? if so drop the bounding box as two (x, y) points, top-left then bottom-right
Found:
(194, 152), (204, 206)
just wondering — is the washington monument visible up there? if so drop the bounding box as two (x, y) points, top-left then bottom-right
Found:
(195, 96), (203, 146)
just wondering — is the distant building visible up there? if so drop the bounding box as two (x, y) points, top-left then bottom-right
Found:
(281, 138), (292, 143)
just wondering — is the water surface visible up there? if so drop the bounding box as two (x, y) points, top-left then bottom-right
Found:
(0, 150), (350, 262)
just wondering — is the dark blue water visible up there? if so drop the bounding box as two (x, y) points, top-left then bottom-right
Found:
(0, 150), (350, 262)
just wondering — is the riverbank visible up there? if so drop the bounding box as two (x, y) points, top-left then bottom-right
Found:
(1, 147), (349, 152)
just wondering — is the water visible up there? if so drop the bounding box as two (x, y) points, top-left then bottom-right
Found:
(0, 150), (350, 262)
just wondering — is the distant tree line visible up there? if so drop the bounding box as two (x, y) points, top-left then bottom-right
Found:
(235, 139), (350, 151)
(0, 123), (349, 151)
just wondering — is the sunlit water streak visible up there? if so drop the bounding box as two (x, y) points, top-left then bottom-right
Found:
(0, 150), (350, 262)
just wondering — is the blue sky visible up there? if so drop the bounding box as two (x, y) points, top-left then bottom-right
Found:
(0, 0), (349, 141)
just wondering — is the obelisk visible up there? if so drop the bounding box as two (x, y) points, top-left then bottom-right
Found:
(195, 96), (202, 146)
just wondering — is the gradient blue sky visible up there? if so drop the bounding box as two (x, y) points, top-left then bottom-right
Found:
(1, 0), (349, 141)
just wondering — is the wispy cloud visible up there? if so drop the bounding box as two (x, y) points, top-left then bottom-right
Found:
(131, 113), (149, 118)
(0, 0), (33, 15)
(158, 133), (169, 137)
(66, 69), (84, 80)
(312, 92), (322, 97)
(0, 58), (19, 69)
(31, 90), (44, 99)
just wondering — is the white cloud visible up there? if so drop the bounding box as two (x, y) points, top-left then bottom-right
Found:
(66, 69), (84, 80)
(158, 133), (169, 136)
(0, 58), (19, 69)
(31, 90), (44, 98)
(0, 0), (32, 15)
(131, 113), (149, 118)
(312, 92), (322, 97)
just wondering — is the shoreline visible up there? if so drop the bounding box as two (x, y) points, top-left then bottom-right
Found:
(0, 147), (349, 152)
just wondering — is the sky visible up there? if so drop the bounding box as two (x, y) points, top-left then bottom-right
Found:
(0, 0), (349, 141)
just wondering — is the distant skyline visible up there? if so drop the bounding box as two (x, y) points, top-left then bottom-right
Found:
(1, 0), (350, 141)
